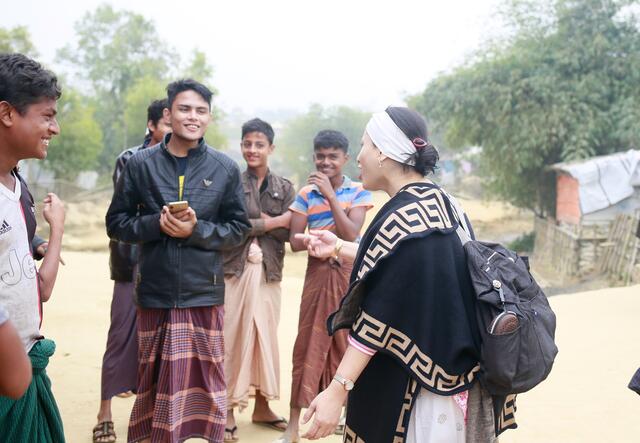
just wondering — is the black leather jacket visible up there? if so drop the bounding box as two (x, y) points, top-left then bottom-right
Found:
(109, 138), (150, 282)
(105, 134), (251, 308)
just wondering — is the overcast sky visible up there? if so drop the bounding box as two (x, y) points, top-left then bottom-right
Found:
(4, 0), (502, 114)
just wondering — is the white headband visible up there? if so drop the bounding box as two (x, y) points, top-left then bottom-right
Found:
(365, 111), (417, 166)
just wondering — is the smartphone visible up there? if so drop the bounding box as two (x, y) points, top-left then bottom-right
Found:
(168, 200), (189, 213)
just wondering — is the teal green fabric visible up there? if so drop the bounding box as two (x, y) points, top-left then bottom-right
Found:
(0, 339), (65, 442)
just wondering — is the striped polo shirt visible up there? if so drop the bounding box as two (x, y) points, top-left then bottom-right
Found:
(289, 176), (373, 231)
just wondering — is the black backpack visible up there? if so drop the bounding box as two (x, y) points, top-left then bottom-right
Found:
(448, 195), (558, 396)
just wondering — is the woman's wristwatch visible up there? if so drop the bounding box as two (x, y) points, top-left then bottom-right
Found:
(333, 373), (354, 391)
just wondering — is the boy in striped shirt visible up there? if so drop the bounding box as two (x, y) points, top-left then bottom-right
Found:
(276, 130), (372, 442)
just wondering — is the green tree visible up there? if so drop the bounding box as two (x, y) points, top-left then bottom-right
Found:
(123, 75), (166, 147)
(57, 4), (173, 169)
(410, 0), (640, 215)
(0, 26), (38, 56)
(43, 88), (103, 179)
(277, 105), (371, 185)
(58, 8), (227, 165)
(183, 49), (214, 83)
(181, 49), (227, 149)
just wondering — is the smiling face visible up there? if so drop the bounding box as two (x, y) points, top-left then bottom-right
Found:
(166, 90), (211, 144)
(1, 98), (60, 161)
(313, 146), (349, 180)
(241, 131), (274, 170)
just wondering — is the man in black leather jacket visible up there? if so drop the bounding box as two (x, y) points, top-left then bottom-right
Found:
(93, 99), (171, 443)
(105, 79), (250, 443)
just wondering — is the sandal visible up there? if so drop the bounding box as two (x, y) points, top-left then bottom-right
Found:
(224, 426), (239, 442)
(252, 417), (288, 431)
(93, 421), (116, 443)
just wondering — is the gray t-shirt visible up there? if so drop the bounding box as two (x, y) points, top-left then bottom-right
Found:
(0, 175), (41, 351)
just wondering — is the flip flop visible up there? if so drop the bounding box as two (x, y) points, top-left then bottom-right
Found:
(224, 426), (239, 442)
(252, 417), (288, 431)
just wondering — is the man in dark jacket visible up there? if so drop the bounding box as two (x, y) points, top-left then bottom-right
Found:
(106, 79), (250, 443)
(93, 98), (170, 443)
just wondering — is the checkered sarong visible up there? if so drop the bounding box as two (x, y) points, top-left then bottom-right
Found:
(127, 306), (226, 443)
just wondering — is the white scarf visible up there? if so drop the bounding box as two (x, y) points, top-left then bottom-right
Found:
(365, 111), (417, 166)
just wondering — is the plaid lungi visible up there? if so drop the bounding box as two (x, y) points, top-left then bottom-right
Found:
(127, 306), (226, 443)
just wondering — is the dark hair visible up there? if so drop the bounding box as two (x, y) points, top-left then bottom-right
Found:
(385, 106), (439, 176)
(0, 53), (61, 115)
(147, 98), (168, 127)
(242, 118), (275, 145)
(166, 78), (212, 109)
(313, 129), (349, 153)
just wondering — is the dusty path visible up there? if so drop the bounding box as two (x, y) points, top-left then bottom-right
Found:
(38, 192), (638, 442)
(44, 251), (341, 443)
(42, 251), (640, 442)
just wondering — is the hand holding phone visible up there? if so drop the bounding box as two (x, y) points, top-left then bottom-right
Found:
(160, 204), (197, 238)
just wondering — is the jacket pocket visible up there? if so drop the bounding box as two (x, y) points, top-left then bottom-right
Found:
(264, 186), (287, 216)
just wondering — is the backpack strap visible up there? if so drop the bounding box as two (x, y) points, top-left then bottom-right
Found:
(445, 192), (473, 246)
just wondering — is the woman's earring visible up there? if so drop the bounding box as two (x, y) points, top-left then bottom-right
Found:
(378, 156), (383, 168)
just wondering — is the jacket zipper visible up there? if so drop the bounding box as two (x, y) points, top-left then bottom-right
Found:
(175, 153), (182, 308)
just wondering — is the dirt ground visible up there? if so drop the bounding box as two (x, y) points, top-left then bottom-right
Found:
(38, 191), (640, 442)
(44, 251), (340, 443)
(43, 251), (640, 442)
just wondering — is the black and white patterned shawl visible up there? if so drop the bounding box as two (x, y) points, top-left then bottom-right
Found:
(327, 182), (516, 442)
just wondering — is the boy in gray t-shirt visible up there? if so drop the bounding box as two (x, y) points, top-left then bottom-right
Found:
(0, 53), (66, 441)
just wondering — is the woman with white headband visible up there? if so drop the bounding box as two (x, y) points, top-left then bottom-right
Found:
(295, 107), (514, 442)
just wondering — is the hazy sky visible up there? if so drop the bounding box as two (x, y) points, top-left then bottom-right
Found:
(4, 0), (502, 114)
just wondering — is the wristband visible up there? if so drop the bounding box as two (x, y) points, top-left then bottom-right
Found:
(332, 238), (344, 260)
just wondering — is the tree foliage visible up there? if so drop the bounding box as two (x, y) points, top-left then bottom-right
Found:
(123, 75), (166, 148)
(410, 0), (640, 215)
(56, 5), (226, 171)
(181, 49), (226, 149)
(0, 26), (38, 56)
(44, 88), (103, 179)
(1, 27), (104, 179)
(56, 4), (173, 168)
(276, 105), (371, 185)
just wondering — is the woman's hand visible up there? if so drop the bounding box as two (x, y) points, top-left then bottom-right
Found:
(301, 382), (347, 439)
(294, 229), (338, 259)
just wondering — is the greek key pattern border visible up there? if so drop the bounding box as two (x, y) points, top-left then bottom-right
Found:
(353, 312), (479, 392)
(393, 378), (419, 442)
(498, 394), (517, 432)
(357, 186), (453, 280)
(344, 425), (365, 443)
